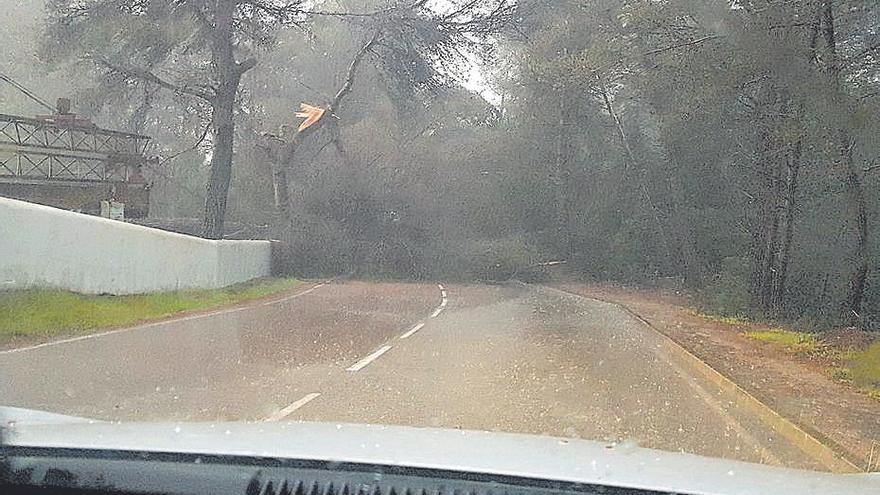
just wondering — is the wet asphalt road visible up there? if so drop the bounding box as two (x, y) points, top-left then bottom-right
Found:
(0, 280), (824, 470)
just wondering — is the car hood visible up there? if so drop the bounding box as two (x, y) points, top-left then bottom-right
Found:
(1, 407), (876, 495)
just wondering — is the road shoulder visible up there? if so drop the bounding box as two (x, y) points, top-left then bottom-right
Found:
(554, 283), (880, 473)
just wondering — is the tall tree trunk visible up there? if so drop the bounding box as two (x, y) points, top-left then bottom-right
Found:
(678, 220), (703, 288)
(750, 114), (784, 314)
(599, 84), (671, 266)
(759, 158), (783, 313)
(271, 162), (291, 216)
(202, 0), (254, 239)
(843, 136), (869, 319)
(821, 1), (838, 75)
(821, 0), (869, 323)
(600, 86), (637, 173)
(772, 139), (802, 315)
(554, 92), (572, 259)
(263, 134), (292, 216)
(750, 128), (771, 304)
(204, 94), (235, 239)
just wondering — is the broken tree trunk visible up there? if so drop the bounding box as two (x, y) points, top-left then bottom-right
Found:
(270, 31), (381, 217)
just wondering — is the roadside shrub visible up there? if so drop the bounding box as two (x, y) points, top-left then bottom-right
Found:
(584, 223), (662, 284)
(744, 328), (819, 354)
(465, 237), (543, 281)
(427, 236), (542, 282)
(792, 314), (827, 334)
(851, 341), (880, 391)
(831, 367), (853, 382)
(274, 215), (353, 277)
(698, 257), (752, 317)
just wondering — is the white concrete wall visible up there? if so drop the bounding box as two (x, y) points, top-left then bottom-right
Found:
(0, 197), (271, 294)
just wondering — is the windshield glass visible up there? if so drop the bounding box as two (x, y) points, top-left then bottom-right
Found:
(1, 0), (879, 480)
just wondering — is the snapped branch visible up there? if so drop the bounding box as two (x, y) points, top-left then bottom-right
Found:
(329, 30), (382, 113)
(279, 30), (382, 164)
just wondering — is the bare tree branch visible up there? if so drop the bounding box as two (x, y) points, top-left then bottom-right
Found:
(769, 21), (817, 30)
(329, 31), (382, 113)
(158, 116), (214, 168)
(643, 35), (724, 57)
(95, 58), (215, 101)
(298, 6), (398, 18)
(239, 0), (309, 24)
(288, 0), (444, 20)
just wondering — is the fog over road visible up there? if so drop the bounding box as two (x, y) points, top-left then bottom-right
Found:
(0, 280), (826, 471)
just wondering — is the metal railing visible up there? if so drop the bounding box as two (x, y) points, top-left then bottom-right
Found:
(0, 113), (151, 183)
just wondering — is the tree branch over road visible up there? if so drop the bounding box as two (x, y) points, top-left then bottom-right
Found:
(94, 58), (215, 102)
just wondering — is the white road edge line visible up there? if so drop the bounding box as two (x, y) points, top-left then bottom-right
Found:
(430, 307), (443, 318)
(264, 393), (321, 422)
(346, 345), (393, 372)
(261, 283), (324, 306)
(400, 322), (425, 339)
(0, 281), (328, 355)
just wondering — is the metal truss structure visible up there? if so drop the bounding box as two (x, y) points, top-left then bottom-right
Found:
(0, 113), (152, 184)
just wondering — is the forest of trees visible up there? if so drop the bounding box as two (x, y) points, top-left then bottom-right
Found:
(4, 0), (880, 329)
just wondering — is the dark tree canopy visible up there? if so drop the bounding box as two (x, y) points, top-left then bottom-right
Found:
(19, 0), (880, 328)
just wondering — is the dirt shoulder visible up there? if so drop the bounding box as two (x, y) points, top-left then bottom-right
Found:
(554, 282), (880, 472)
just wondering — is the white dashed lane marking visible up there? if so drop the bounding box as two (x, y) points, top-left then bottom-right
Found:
(264, 392), (321, 421)
(270, 283), (449, 419)
(346, 345), (393, 372)
(400, 322), (426, 339)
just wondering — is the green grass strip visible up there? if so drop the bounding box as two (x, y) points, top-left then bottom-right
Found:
(0, 278), (300, 341)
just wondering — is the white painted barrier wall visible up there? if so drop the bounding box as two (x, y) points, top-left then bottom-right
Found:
(0, 197), (271, 294)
